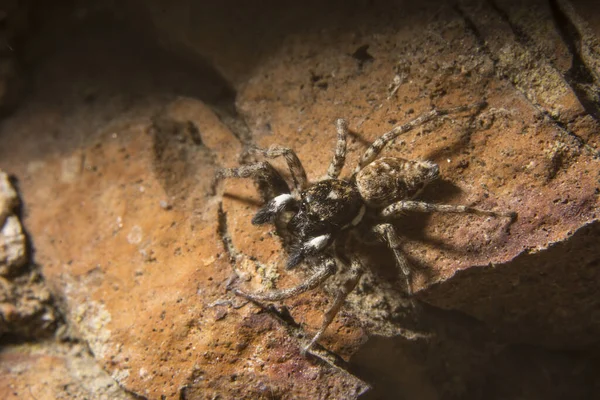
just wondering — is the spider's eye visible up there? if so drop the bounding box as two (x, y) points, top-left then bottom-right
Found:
(300, 199), (309, 211)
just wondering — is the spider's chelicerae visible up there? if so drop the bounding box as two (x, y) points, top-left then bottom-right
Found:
(217, 103), (514, 353)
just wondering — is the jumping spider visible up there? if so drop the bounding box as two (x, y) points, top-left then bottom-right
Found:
(217, 103), (514, 353)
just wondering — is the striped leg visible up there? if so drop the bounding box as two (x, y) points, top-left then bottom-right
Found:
(233, 257), (337, 302)
(247, 146), (308, 192)
(216, 160), (290, 202)
(373, 223), (413, 295)
(325, 118), (348, 179)
(354, 102), (486, 173)
(303, 255), (364, 354)
(380, 200), (515, 219)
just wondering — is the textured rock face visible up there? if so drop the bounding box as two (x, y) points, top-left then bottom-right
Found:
(0, 170), (58, 338)
(227, 0), (600, 352)
(0, 341), (136, 400)
(0, 171), (23, 275)
(0, 0), (599, 399)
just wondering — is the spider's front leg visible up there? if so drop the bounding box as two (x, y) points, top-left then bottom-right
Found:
(216, 160), (289, 196)
(245, 146), (308, 192)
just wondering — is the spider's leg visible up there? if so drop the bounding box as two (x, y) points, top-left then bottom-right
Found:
(354, 102), (486, 173)
(247, 146), (308, 192)
(373, 223), (413, 295)
(325, 118), (348, 179)
(233, 257), (336, 302)
(304, 255), (364, 354)
(355, 109), (442, 173)
(380, 200), (516, 219)
(216, 160), (290, 200)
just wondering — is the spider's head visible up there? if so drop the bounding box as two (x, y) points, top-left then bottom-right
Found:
(295, 179), (364, 233)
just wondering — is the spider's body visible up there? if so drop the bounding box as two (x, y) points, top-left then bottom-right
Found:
(356, 157), (439, 207)
(217, 103), (513, 353)
(284, 179), (365, 269)
(295, 179), (364, 234)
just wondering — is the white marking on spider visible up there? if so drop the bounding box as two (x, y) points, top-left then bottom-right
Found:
(304, 234), (330, 251)
(351, 205), (366, 226)
(327, 190), (340, 200)
(273, 193), (293, 210)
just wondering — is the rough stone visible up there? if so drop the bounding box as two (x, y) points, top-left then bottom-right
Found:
(0, 216), (26, 275)
(0, 170), (58, 338)
(227, 0), (600, 352)
(0, 10), (369, 393)
(0, 170), (26, 275)
(0, 171), (18, 228)
(0, 0), (599, 399)
(0, 341), (135, 400)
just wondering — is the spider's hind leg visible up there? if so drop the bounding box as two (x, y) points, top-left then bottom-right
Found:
(246, 146), (308, 192)
(380, 200), (516, 220)
(325, 118), (348, 180)
(304, 255), (364, 354)
(355, 102), (487, 173)
(373, 223), (413, 296)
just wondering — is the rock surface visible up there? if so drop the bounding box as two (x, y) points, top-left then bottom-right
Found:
(0, 0), (599, 399)
(0, 340), (135, 400)
(0, 170), (58, 338)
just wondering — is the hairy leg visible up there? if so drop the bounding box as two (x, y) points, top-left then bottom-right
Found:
(355, 102), (486, 173)
(233, 257), (337, 302)
(373, 223), (413, 295)
(216, 160), (290, 201)
(325, 118), (348, 180)
(247, 146), (308, 192)
(380, 200), (516, 219)
(304, 255), (364, 354)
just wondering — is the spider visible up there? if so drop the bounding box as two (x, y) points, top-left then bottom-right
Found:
(217, 103), (514, 353)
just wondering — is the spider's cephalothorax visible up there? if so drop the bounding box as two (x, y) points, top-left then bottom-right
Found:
(284, 179), (365, 269)
(217, 104), (514, 353)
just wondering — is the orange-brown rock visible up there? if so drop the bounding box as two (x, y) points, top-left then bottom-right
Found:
(0, 0), (599, 399)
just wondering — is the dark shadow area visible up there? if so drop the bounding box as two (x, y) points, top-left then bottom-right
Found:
(548, 0), (600, 121)
(351, 302), (600, 400)
(25, 0), (236, 106)
(0, 0), (237, 161)
(126, 0), (437, 84)
(420, 220), (600, 349)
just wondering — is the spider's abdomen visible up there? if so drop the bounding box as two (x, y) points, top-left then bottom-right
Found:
(300, 179), (363, 230)
(356, 157), (440, 208)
